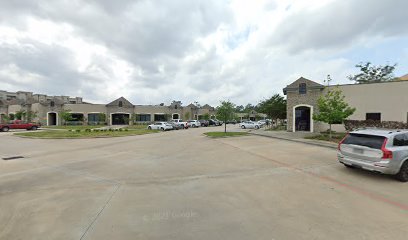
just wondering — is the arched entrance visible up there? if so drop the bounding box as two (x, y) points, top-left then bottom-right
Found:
(293, 105), (313, 132)
(172, 113), (179, 120)
(47, 112), (58, 126)
(111, 113), (130, 125)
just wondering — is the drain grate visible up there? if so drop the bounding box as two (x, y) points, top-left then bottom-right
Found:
(2, 156), (24, 160)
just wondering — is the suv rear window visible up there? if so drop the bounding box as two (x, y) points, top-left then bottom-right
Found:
(343, 133), (385, 149)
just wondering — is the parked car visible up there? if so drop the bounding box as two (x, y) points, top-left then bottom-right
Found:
(257, 120), (266, 127)
(171, 119), (188, 129)
(199, 120), (209, 127)
(147, 122), (173, 131)
(209, 119), (222, 126)
(167, 122), (182, 130)
(0, 120), (41, 132)
(239, 121), (261, 129)
(187, 120), (200, 128)
(226, 120), (237, 124)
(338, 129), (408, 182)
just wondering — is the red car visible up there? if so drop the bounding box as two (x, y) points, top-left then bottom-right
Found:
(0, 120), (41, 132)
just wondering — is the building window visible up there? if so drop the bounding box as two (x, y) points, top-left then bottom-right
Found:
(136, 114), (151, 122)
(299, 83), (307, 94)
(118, 101), (123, 107)
(50, 101), (55, 107)
(366, 113), (381, 121)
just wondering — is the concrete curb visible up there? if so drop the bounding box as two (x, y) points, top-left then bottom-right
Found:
(250, 132), (337, 149)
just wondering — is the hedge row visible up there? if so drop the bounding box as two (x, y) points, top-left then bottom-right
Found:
(344, 120), (408, 131)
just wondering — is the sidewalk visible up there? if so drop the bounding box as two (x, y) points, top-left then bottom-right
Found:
(250, 130), (338, 149)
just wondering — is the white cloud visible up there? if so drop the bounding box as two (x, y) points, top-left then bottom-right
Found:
(0, 0), (407, 106)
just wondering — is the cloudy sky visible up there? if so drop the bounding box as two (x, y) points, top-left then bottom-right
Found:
(0, 0), (407, 106)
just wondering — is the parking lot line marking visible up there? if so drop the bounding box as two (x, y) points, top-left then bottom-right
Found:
(218, 139), (408, 212)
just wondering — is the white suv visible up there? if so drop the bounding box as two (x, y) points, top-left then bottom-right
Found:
(338, 129), (408, 182)
(187, 120), (200, 128)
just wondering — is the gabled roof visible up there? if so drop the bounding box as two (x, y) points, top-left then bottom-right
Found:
(283, 77), (324, 95)
(201, 104), (213, 109)
(186, 103), (196, 108)
(106, 97), (134, 107)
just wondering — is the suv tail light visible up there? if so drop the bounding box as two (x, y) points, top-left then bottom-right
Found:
(381, 138), (393, 159)
(338, 133), (349, 150)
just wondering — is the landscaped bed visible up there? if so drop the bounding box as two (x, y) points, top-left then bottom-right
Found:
(204, 132), (249, 138)
(42, 125), (106, 130)
(15, 128), (158, 139)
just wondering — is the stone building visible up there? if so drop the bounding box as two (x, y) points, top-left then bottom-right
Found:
(0, 90), (216, 126)
(283, 76), (408, 133)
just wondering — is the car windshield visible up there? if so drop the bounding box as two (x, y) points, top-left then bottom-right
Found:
(343, 133), (385, 149)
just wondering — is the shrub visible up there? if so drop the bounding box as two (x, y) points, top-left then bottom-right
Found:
(75, 129), (81, 133)
(85, 129), (91, 132)
(124, 128), (129, 131)
(344, 120), (408, 131)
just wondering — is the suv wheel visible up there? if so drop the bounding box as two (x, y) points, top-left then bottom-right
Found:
(1, 126), (9, 132)
(395, 161), (408, 182)
(148, 126), (152, 130)
(255, 125), (260, 129)
(241, 125), (246, 129)
(161, 127), (165, 131)
(31, 126), (38, 131)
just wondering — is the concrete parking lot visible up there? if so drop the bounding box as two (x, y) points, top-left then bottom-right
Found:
(1, 126), (408, 240)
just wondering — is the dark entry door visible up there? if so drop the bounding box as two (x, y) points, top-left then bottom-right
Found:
(295, 106), (310, 131)
(112, 114), (129, 125)
(48, 113), (57, 126)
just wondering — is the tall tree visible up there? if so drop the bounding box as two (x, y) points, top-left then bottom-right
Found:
(184, 112), (190, 121)
(348, 62), (397, 84)
(243, 103), (256, 113)
(313, 87), (356, 140)
(216, 101), (235, 133)
(257, 94), (286, 127)
(235, 105), (244, 113)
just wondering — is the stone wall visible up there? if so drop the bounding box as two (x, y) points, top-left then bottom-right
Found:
(286, 86), (324, 132)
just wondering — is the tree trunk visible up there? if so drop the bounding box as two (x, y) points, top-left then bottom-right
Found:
(329, 124), (332, 141)
(224, 117), (227, 133)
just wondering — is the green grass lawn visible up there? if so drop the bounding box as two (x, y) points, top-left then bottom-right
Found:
(305, 132), (347, 143)
(15, 129), (158, 139)
(204, 131), (249, 138)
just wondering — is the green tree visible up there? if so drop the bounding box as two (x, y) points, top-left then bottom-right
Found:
(15, 110), (26, 121)
(1, 114), (10, 123)
(257, 94), (287, 127)
(216, 101), (235, 133)
(313, 87), (356, 140)
(348, 62), (397, 84)
(26, 111), (38, 122)
(235, 105), (244, 113)
(98, 113), (106, 124)
(243, 103), (256, 113)
(60, 110), (73, 125)
(202, 113), (210, 120)
(184, 112), (190, 120)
